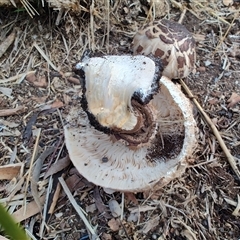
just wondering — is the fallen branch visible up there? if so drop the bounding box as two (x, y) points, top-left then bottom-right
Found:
(180, 79), (240, 180)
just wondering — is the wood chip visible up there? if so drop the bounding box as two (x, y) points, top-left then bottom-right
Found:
(93, 187), (112, 219)
(0, 106), (26, 117)
(101, 233), (112, 240)
(44, 155), (71, 179)
(0, 163), (23, 180)
(142, 216), (160, 234)
(25, 72), (47, 88)
(12, 196), (46, 222)
(67, 76), (80, 85)
(227, 92), (240, 108)
(107, 218), (121, 232)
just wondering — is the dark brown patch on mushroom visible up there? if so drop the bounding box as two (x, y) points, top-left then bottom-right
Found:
(136, 45), (143, 53)
(154, 48), (165, 58)
(147, 134), (184, 162)
(145, 29), (154, 39)
(179, 37), (192, 52)
(159, 34), (173, 44)
(161, 19), (191, 42)
(161, 57), (169, 67)
(156, 23), (168, 34)
(177, 56), (186, 69)
(188, 52), (196, 67)
(152, 27), (158, 34)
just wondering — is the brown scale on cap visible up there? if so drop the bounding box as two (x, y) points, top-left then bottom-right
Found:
(132, 19), (196, 79)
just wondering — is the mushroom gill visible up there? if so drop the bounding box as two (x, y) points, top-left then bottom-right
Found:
(64, 55), (197, 192)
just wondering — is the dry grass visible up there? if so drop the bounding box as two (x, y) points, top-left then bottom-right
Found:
(0, 0), (240, 239)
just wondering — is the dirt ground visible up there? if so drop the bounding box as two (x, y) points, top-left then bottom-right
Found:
(0, 1), (240, 240)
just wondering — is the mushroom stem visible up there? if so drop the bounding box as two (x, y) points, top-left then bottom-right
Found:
(113, 99), (158, 148)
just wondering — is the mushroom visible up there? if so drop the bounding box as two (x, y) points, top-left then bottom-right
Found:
(132, 19), (196, 79)
(64, 54), (197, 192)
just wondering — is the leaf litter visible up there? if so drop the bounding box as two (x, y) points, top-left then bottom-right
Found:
(0, 1), (240, 239)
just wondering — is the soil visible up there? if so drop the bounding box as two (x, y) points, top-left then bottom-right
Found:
(0, 1), (240, 240)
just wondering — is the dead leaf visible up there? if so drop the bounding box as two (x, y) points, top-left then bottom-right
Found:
(208, 98), (219, 105)
(0, 163), (23, 180)
(227, 92), (240, 108)
(101, 233), (112, 240)
(108, 218), (121, 231)
(125, 192), (138, 205)
(22, 112), (39, 143)
(0, 29), (16, 58)
(93, 187), (112, 219)
(12, 196), (46, 222)
(26, 74), (47, 88)
(31, 95), (48, 104)
(44, 155), (71, 179)
(0, 119), (19, 128)
(0, 128), (21, 137)
(142, 215), (160, 234)
(50, 99), (64, 108)
(40, 98), (64, 110)
(67, 76), (80, 85)
(63, 174), (86, 193)
(0, 86), (12, 98)
(0, 106), (26, 117)
(48, 181), (62, 214)
(86, 203), (97, 213)
(31, 147), (55, 211)
(127, 212), (138, 222)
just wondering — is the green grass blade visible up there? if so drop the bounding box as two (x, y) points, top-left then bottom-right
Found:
(0, 203), (29, 240)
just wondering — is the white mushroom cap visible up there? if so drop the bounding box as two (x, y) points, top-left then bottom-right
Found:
(132, 19), (196, 79)
(64, 55), (196, 192)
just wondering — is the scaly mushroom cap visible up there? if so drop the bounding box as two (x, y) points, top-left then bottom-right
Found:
(64, 55), (196, 192)
(132, 19), (196, 79)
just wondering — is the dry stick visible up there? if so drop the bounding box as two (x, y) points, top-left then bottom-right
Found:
(58, 177), (99, 240)
(180, 79), (240, 179)
(213, 15), (237, 55)
(33, 42), (58, 71)
(178, 7), (187, 24)
(24, 128), (42, 214)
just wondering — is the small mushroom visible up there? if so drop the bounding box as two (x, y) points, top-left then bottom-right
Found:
(64, 55), (196, 192)
(132, 19), (196, 79)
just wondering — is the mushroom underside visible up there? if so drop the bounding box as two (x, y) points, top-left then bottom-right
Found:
(64, 76), (196, 192)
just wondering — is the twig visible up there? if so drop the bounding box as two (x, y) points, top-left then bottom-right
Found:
(24, 128), (41, 214)
(33, 42), (58, 71)
(213, 15), (237, 55)
(58, 177), (99, 240)
(180, 79), (240, 180)
(178, 7), (187, 24)
(0, 106), (26, 117)
(0, 71), (36, 85)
